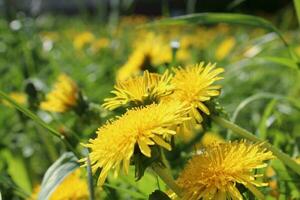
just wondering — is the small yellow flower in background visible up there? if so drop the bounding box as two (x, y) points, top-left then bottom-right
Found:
(81, 101), (189, 186)
(40, 74), (78, 113)
(73, 31), (95, 50)
(28, 169), (88, 200)
(200, 131), (224, 146)
(116, 47), (151, 81)
(265, 166), (279, 198)
(117, 32), (187, 81)
(215, 37), (236, 60)
(91, 38), (110, 53)
(103, 70), (173, 110)
(2, 92), (27, 107)
(170, 62), (224, 131)
(176, 141), (274, 200)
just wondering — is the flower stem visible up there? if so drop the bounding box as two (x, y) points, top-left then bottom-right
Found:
(151, 163), (182, 198)
(212, 116), (300, 176)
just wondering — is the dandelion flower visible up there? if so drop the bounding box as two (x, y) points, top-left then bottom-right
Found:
(73, 31), (95, 50)
(171, 62), (224, 127)
(176, 141), (274, 200)
(81, 102), (189, 186)
(200, 132), (224, 147)
(40, 74), (78, 113)
(28, 169), (88, 200)
(215, 37), (236, 60)
(116, 47), (151, 81)
(103, 70), (173, 110)
(2, 92), (27, 107)
(116, 33), (172, 81)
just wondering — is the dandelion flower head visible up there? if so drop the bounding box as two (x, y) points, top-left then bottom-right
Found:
(40, 74), (78, 113)
(2, 92), (27, 107)
(103, 70), (173, 110)
(171, 62), (224, 125)
(82, 101), (189, 186)
(73, 31), (95, 50)
(215, 37), (236, 60)
(176, 141), (274, 200)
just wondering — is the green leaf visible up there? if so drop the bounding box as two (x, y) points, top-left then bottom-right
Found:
(149, 190), (171, 200)
(38, 152), (79, 200)
(294, 0), (300, 27)
(257, 99), (277, 140)
(1, 150), (32, 194)
(257, 56), (299, 70)
(144, 13), (298, 62)
(103, 183), (147, 199)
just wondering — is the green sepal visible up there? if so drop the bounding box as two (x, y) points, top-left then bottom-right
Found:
(133, 145), (164, 181)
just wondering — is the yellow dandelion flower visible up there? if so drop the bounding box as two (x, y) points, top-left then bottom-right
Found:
(28, 169), (88, 200)
(117, 33), (175, 81)
(116, 46), (151, 81)
(81, 102), (189, 186)
(215, 37), (236, 60)
(73, 31), (95, 50)
(176, 141), (274, 200)
(265, 166), (279, 198)
(91, 38), (110, 53)
(200, 132), (224, 146)
(171, 62), (224, 126)
(2, 92), (27, 107)
(40, 74), (78, 113)
(103, 70), (173, 110)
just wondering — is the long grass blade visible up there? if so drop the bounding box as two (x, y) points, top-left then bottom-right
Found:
(144, 13), (299, 62)
(0, 90), (79, 156)
(294, 0), (300, 27)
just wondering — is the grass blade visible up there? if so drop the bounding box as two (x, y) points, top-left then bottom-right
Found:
(0, 90), (61, 138)
(0, 90), (79, 157)
(257, 99), (277, 140)
(144, 13), (299, 61)
(294, 0), (300, 27)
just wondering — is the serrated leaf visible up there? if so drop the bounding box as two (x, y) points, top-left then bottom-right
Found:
(38, 152), (79, 200)
(149, 190), (171, 200)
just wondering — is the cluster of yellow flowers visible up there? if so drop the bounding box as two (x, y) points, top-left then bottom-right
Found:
(35, 60), (274, 199)
(81, 62), (273, 199)
(117, 25), (234, 81)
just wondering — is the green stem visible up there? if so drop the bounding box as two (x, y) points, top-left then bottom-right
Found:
(151, 163), (182, 198)
(294, 0), (300, 28)
(212, 116), (300, 176)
